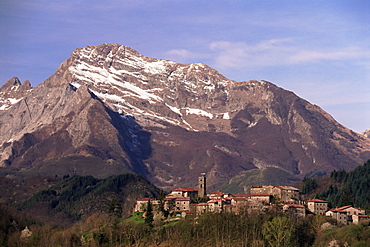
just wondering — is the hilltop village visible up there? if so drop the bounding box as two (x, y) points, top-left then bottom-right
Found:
(135, 174), (370, 225)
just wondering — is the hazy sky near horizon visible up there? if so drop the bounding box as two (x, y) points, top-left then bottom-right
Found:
(1, 0), (369, 133)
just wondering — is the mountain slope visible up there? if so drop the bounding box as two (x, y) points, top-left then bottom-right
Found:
(1, 43), (369, 192)
(20, 173), (160, 222)
(0, 77), (33, 111)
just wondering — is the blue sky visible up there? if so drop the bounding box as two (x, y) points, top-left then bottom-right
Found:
(1, 0), (369, 133)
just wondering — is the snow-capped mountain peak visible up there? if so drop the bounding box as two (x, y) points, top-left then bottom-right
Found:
(1, 43), (369, 191)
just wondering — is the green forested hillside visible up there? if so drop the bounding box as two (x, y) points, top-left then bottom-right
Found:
(301, 159), (370, 210)
(20, 174), (160, 222)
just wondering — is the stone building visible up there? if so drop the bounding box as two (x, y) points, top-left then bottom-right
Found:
(250, 185), (299, 203)
(283, 204), (306, 218)
(207, 199), (225, 213)
(249, 194), (272, 204)
(168, 187), (198, 200)
(307, 199), (328, 215)
(352, 214), (370, 224)
(326, 209), (347, 225)
(196, 202), (209, 214)
(336, 205), (366, 224)
(134, 198), (158, 212)
(198, 173), (206, 198)
(174, 197), (191, 211)
(207, 190), (231, 199)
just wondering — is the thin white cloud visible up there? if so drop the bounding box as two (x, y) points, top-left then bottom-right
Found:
(209, 41), (249, 68)
(208, 40), (370, 69)
(290, 47), (369, 63)
(209, 39), (294, 68)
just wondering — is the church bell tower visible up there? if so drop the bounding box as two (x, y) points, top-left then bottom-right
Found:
(198, 173), (206, 198)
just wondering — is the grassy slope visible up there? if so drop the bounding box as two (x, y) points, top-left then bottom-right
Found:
(220, 167), (300, 193)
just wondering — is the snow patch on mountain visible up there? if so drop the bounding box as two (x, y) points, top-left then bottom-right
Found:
(185, 108), (214, 119)
(222, 112), (230, 120)
(143, 60), (169, 74)
(165, 103), (182, 116)
(66, 44), (236, 131)
(70, 61), (163, 103)
(0, 98), (22, 111)
(91, 90), (126, 103)
(8, 98), (22, 104)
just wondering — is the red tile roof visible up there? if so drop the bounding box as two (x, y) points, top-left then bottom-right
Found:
(232, 193), (251, 197)
(337, 205), (352, 210)
(137, 198), (155, 202)
(337, 205), (364, 211)
(286, 204), (305, 208)
(207, 190), (226, 195)
(330, 209), (347, 213)
(279, 186), (299, 191)
(174, 197), (190, 201)
(172, 187), (198, 192)
(232, 197), (248, 201)
(307, 199), (328, 203)
(197, 203), (208, 206)
(250, 194), (271, 197)
(208, 199), (224, 203)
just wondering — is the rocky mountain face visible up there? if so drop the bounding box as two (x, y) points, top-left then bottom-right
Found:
(0, 77), (33, 111)
(1, 43), (369, 192)
(363, 129), (370, 138)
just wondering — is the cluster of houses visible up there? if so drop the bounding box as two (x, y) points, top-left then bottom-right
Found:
(134, 175), (369, 225)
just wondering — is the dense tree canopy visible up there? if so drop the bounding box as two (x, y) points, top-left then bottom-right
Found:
(319, 160), (370, 209)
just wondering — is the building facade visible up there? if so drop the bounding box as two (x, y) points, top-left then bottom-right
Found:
(336, 205), (366, 224)
(307, 199), (328, 215)
(283, 204), (306, 218)
(250, 185), (299, 203)
(352, 215), (370, 224)
(168, 187), (198, 199)
(326, 209), (347, 225)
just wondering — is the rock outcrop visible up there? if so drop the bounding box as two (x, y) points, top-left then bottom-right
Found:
(363, 129), (370, 138)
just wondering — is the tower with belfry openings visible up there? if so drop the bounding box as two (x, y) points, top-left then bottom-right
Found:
(198, 173), (206, 198)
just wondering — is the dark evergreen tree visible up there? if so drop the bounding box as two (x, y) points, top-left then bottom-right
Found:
(145, 198), (154, 227)
(320, 160), (370, 209)
(338, 188), (353, 207)
(302, 177), (318, 194)
(108, 197), (122, 218)
(330, 169), (347, 183)
(157, 190), (166, 217)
